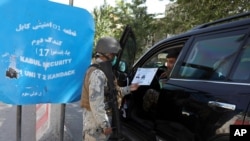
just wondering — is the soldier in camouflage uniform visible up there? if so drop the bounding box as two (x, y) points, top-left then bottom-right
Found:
(143, 51), (178, 112)
(80, 37), (138, 141)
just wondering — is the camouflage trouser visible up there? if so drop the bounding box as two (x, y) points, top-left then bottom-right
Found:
(83, 128), (110, 141)
(83, 115), (112, 141)
(143, 89), (160, 112)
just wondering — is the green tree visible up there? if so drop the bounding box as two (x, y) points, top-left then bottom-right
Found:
(165, 0), (250, 34)
(93, 0), (117, 49)
(91, 0), (250, 57)
(92, 0), (157, 57)
(113, 0), (157, 57)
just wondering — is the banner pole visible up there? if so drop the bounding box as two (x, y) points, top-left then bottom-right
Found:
(59, 1), (74, 141)
(16, 105), (22, 141)
(69, 0), (74, 6)
(59, 104), (66, 141)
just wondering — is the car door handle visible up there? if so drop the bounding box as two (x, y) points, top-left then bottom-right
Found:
(208, 101), (236, 111)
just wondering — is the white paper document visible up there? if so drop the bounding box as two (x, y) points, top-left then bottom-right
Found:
(131, 68), (158, 85)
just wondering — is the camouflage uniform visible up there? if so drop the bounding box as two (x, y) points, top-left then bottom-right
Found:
(81, 65), (110, 141)
(80, 36), (131, 141)
(81, 59), (131, 141)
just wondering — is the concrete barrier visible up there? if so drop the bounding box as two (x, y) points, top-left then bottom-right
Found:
(36, 104), (73, 141)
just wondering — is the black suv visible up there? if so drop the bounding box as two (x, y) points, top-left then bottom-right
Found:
(113, 12), (250, 141)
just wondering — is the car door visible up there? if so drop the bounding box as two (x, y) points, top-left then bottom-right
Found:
(118, 37), (190, 141)
(168, 27), (250, 140)
(109, 25), (138, 140)
(113, 25), (137, 86)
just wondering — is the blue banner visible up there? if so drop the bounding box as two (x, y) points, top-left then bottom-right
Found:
(0, 0), (95, 104)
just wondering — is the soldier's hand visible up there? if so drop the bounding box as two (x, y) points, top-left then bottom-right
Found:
(103, 127), (112, 135)
(130, 83), (139, 91)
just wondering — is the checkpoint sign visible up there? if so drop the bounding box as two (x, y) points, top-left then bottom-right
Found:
(0, 0), (94, 104)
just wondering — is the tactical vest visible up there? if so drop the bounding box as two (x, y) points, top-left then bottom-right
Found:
(80, 65), (122, 111)
(80, 66), (96, 110)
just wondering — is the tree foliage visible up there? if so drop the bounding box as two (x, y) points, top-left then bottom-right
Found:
(93, 0), (116, 49)
(92, 0), (155, 56)
(115, 0), (156, 55)
(166, 0), (250, 34)
(91, 0), (250, 56)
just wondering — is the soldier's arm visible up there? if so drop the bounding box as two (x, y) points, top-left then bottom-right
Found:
(120, 83), (140, 96)
(88, 69), (111, 129)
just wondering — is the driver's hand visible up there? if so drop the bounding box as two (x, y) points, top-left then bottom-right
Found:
(159, 70), (170, 79)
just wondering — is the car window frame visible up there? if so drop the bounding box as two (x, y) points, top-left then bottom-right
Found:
(130, 38), (189, 78)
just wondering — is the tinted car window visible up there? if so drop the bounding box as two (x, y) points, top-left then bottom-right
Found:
(176, 31), (246, 80)
(231, 37), (250, 82)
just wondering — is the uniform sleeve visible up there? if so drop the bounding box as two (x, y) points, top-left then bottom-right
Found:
(119, 86), (131, 96)
(117, 77), (131, 96)
(88, 69), (111, 129)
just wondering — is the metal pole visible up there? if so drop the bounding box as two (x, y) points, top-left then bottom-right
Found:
(59, 104), (66, 141)
(69, 0), (74, 6)
(59, 1), (73, 141)
(16, 105), (22, 141)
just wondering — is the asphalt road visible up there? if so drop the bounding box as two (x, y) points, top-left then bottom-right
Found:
(0, 103), (36, 141)
(65, 101), (83, 141)
(0, 103), (16, 141)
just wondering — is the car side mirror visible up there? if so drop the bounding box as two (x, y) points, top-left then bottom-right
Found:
(118, 60), (127, 72)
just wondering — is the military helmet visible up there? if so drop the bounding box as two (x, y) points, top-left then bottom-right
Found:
(95, 37), (121, 54)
